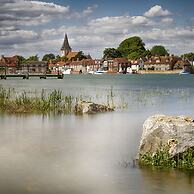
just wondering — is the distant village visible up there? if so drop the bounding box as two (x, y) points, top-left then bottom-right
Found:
(0, 34), (193, 76)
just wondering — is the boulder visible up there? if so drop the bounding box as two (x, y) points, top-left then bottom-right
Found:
(75, 101), (114, 114)
(137, 115), (194, 158)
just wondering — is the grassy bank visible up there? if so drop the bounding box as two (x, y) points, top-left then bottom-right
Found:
(139, 146), (194, 170)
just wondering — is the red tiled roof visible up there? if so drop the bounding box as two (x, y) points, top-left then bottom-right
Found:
(66, 52), (79, 60)
(0, 55), (18, 67)
(113, 58), (129, 63)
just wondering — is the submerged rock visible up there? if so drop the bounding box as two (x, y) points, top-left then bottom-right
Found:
(137, 115), (194, 158)
(75, 101), (114, 114)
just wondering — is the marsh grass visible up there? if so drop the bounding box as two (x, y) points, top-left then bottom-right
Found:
(0, 88), (76, 114)
(139, 146), (194, 170)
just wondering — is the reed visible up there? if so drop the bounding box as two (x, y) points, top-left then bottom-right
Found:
(0, 87), (76, 114)
(139, 146), (194, 170)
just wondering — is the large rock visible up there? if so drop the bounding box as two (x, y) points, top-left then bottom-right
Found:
(138, 115), (194, 158)
(75, 101), (114, 114)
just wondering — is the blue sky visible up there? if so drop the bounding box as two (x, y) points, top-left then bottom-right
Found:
(1, 0), (194, 58)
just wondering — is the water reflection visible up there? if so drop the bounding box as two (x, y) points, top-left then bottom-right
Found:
(0, 75), (194, 194)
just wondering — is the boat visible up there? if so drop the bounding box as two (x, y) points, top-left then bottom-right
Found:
(63, 69), (71, 75)
(179, 71), (190, 75)
(88, 71), (95, 74)
(93, 70), (107, 75)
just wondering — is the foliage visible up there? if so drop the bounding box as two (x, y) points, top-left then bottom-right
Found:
(16, 55), (26, 64)
(0, 88), (75, 115)
(74, 51), (87, 61)
(139, 146), (194, 170)
(181, 52), (194, 61)
(103, 48), (122, 59)
(42, 53), (55, 62)
(26, 55), (39, 62)
(117, 36), (146, 58)
(56, 55), (61, 61)
(60, 56), (68, 62)
(151, 45), (169, 56)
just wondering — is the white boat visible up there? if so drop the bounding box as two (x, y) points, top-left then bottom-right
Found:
(63, 69), (71, 75)
(88, 71), (95, 74)
(94, 70), (107, 75)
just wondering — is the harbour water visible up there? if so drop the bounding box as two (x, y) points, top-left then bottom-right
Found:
(0, 74), (194, 194)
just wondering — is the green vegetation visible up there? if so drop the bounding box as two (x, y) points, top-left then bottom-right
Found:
(42, 53), (55, 62)
(26, 55), (39, 62)
(103, 48), (122, 59)
(181, 52), (194, 61)
(139, 146), (194, 170)
(0, 88), (74, 114)
(117, 36), (147, 59)
(73, 51), (87, 61)
(16, 55), (26, 65)
(151, 45), (169, 56)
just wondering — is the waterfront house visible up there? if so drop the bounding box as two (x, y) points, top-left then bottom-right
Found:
(144, 56), (172, 71)
(0, 55), (18, 74)
(19, 61), (48, 74)
(49, 61), (66, 74)
(174, 59), (191, 72)
(67, 59), (97, 74)
(128, 59), (144, 73)
(112, 58), (130, 73)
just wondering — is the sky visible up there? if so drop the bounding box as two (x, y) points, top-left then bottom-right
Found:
(1, 0), (194, 59)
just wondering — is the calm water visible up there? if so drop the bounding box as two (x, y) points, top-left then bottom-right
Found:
(0, 74), (194, 194)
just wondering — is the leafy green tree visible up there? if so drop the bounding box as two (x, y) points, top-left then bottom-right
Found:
(56, 55), (61, 61)
(26, 55), (39, 62)
(117, 36), (146, 58)
(42, 53), (55, 62)
(74, 51), (87, 61)
(60, 56), (68, 62)
(151, 45), (169, 56)
(103, 48), (122, 59)
(16, 55), (26, 64)
(181, 52), (194, 61)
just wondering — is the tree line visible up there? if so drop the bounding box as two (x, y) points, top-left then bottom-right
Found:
(103, 36), (194, 61)
(15, 36), (194, 63)
(16, 51), (87, 65)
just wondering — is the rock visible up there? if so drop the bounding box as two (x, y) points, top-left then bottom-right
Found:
(137, 115), (194, 158)
(75, 101), (114, 114)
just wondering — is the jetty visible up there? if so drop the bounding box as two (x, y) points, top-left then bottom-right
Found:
(0, 74), (64, 80)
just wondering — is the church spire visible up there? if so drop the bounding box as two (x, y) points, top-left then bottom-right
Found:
(61, 34), (72, 56)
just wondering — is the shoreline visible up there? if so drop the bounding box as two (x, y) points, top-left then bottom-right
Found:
(138, 70), (182, 74)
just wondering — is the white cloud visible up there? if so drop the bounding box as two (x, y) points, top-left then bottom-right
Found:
(144, 5), (172, 17)
(1, 3), (194, 58)
(161, 17), (174, 24)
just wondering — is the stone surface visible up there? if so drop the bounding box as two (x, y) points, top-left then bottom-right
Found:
(138, 115), (194, 158)
(75, 101), (114, 114)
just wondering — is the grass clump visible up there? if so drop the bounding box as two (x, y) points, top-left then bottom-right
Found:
(0, 88), (75, 115)
(139, 146), (194, 170)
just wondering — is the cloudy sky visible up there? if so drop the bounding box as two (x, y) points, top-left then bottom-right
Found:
(1, 0), (194, 58)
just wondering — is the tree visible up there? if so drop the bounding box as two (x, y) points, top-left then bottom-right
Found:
(26, 55), (39, 62)
(103, 48), (122, 59)
(117, 36), (146, 58)
(16, 55), (26, 64)
(56, 55), (61, 61)
(151, 45), (169, 56)
(74, 51), (87, 61)
(181, 52), (194, 61)
(42, 53), (55, 62)
(60, 56), (68, 62)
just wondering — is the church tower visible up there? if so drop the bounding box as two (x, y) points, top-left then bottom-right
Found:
(61, 34), (72, 57)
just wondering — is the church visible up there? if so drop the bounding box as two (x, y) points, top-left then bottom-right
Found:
(60, 34), (80, 61)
